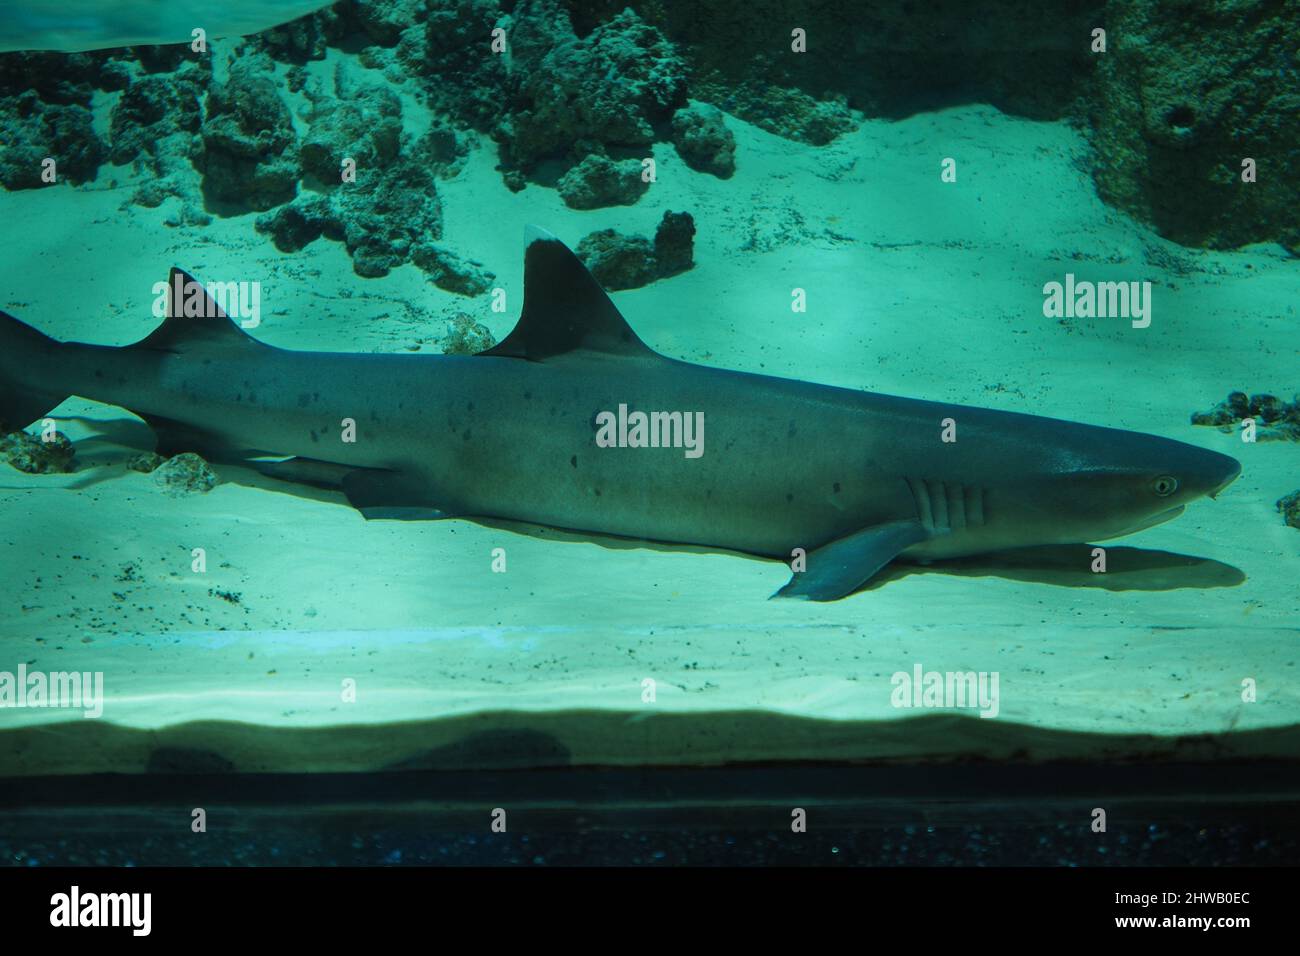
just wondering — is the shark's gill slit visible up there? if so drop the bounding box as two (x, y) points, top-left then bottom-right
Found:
(929, 479), (950, 531)
(906, 477), (932, 531)
(966, 485), (987, 528)
(947, 481), (966, 531)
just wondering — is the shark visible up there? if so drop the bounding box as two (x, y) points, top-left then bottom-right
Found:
(0, 228), (1242, 600)
(0, 0), (336, 54)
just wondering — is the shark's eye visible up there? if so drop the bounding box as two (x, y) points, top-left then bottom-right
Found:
(1152, 476), (1178, 497)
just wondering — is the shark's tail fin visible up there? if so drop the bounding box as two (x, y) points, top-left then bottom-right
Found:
(0, 308), (67, 433)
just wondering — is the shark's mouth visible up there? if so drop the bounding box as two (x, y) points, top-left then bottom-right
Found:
(1121, 505), (1185, 535)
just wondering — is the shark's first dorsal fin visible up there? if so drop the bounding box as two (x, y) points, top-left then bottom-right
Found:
(478, 226), (658, 361)
(135, 268), (264, 353)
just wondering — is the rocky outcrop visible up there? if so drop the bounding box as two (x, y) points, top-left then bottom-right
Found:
(0, 93), (104, 188)
(2, 0), (1292, 260)
(1192, 392), (1300, 442)
(195, 57), (300, 211)
(356, 0), (429, 45)
(440, 312), (497, 354)
(1, 430), (75, 473)
(576, 211), (696, 291)
(255, 153), (447, 280)
(394, 0), (510, 128)
(1091, 0), (1300, 251)
(252, 62), (485, 287)
(577, 230), (658, 291)
(108, 62), (213, 224)
(109, 70), (206, 165)
(1280, 491), (1300, 530)
(297, 74), (403, 184)
(671, 102), (736, 177)
(250, 5), (348, 62)
(653, 210), (696, 277)
(153, 452), (218, 496)
(599, 0), (1098, 122)
(556, 154), (649, 209)
(499, 3), (686, 171)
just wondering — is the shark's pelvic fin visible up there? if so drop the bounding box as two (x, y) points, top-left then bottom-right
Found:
(138, 412), (270, 461)
(134, 268), (266, 355)
(477, 227), (660, 362)
(341, 468), (463, 521)
(773, 520), (931, 601)
(245, 458), (460, 518)
(247, 456), (357, 489)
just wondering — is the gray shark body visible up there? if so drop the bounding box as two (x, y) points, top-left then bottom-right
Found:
(0, 229), (1241, 599)
(0, 0), (335, 53)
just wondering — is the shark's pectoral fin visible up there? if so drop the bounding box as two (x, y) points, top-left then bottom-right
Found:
(247, 456), (355, 489)
(773, 521), (930, 601)
(341, 468), (461, 521)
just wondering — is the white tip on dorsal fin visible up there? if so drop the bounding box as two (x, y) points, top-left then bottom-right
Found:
(524, 224), (557, 246)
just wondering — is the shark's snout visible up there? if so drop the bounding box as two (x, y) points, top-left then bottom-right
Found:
(1207, 456), (1242, 500)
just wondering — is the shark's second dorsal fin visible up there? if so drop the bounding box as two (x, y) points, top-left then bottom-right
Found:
(478, 227), (659, 362)
(135, 268), (265, 353)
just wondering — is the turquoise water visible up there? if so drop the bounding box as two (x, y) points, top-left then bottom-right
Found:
(0, 2), (1297, 795)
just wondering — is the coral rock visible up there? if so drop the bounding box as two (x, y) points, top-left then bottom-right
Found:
(196, 59), (301, 211)
(0, 92), (105, 188)
(576, 229), (658, 291)
(441, 312), (496, 355)
(152, 452), (218, 496)
(653, 210), (696, 277)
(1, 430), (75, 474)
(671, 102), (735, 178)
(557, 154), (649, 210)
(506, 7), (686, 169)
